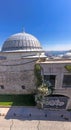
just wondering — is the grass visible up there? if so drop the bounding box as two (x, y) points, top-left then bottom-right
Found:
(0, 94), (36, 106)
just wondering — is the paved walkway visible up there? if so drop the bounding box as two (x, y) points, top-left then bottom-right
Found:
(0, 107), (71, 130)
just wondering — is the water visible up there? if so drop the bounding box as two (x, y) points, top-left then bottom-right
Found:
(45, 51), (68, 57)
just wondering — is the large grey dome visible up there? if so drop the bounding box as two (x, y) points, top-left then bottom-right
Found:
(1, 32), (42, 52)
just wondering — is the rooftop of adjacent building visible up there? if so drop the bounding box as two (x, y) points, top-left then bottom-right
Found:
(38, 58), (71, 64)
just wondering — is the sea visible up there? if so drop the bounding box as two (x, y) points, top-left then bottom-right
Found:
(45, 50), (68, 57)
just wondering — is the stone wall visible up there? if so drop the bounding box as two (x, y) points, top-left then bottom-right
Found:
(0, 52), (37, 94)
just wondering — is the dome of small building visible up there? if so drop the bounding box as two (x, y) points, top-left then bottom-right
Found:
(62, 50), (71, 59)
(1, 32), (42, 52)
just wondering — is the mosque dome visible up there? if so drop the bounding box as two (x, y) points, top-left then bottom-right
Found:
(1, 32), (42, 52)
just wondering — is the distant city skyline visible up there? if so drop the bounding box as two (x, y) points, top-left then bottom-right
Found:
(0, 0), (71, 50)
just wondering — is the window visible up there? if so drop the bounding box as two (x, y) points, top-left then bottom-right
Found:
(44, 75), (56, 88)
(0, 85), (4, 89)
(63, 75), (71, 87)
(21, 85), (25, 89)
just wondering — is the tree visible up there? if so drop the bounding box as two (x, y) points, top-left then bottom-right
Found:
(34, 63), (53, 108)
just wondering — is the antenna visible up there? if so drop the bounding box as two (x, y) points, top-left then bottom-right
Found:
(22, 27), (25, 33)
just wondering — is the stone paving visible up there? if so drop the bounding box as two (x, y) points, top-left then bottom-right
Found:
(0, 107), (71, 130)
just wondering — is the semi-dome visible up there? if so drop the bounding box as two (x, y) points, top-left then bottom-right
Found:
(1, 32), (42, 52)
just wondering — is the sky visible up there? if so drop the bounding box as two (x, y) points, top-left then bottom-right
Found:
(0, 0), (71, 50)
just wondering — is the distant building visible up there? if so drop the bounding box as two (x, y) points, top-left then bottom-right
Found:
(0, 32), (71, 109)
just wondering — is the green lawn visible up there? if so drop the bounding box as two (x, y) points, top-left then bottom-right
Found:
(0, 94), (36, 106)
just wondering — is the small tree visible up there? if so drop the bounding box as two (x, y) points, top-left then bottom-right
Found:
(34, 63), (53, 108)
(34, 64), (42, 87)
(35, 83), (50, 109)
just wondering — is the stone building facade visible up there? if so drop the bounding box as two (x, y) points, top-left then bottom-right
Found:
(0, 32), (71, 109)
(0, 32), (43, 94)
(0, 51), (37, 94)
(40, 60), (71, 109)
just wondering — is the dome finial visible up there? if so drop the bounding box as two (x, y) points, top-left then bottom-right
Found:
(22, 27), (25, 33)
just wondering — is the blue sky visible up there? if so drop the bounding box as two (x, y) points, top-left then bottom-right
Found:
(0, 0), (71, 50)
